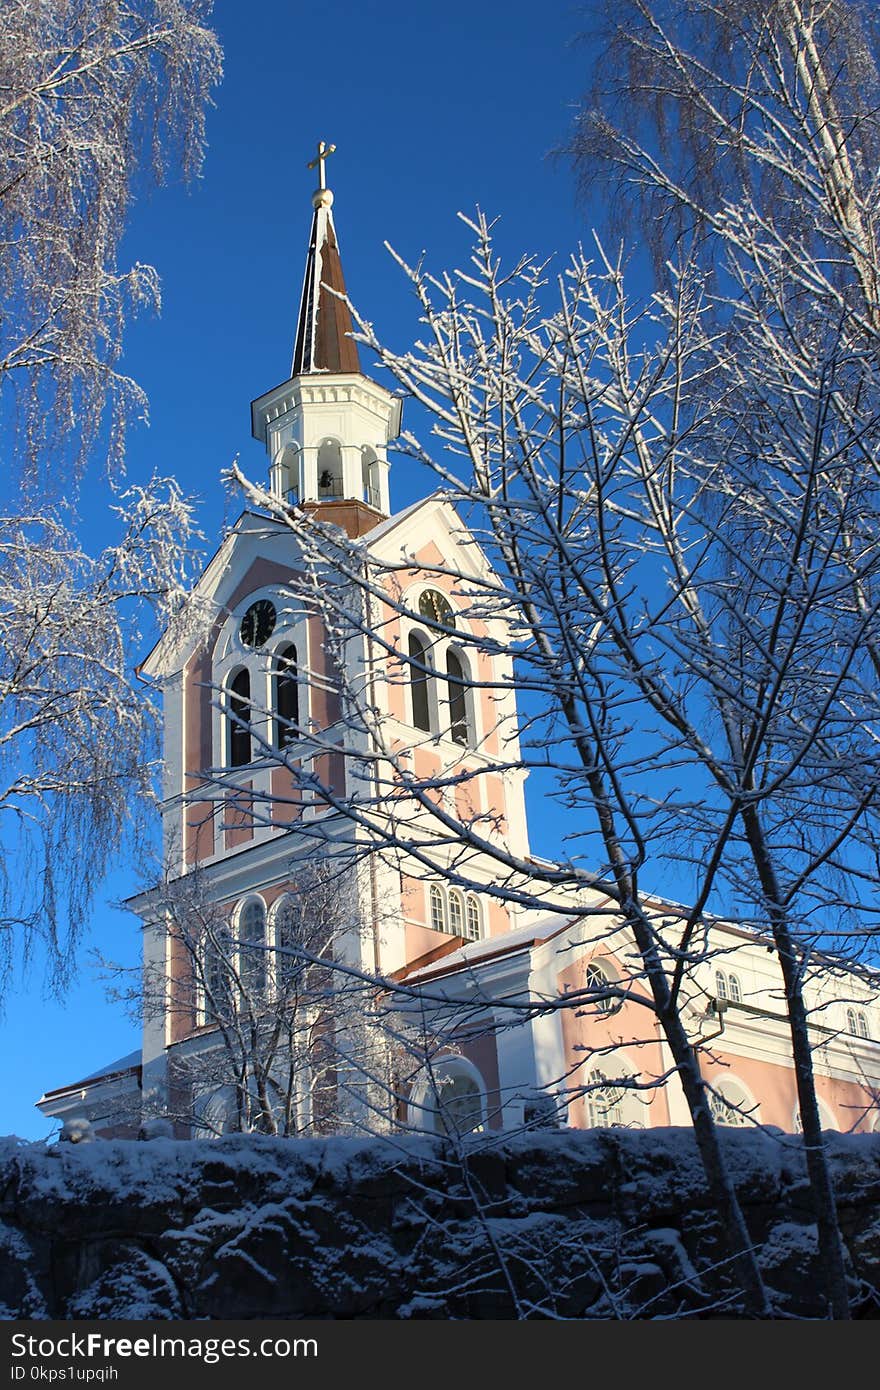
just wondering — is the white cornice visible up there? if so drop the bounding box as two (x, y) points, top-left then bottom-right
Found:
(251, 372), (402, 443)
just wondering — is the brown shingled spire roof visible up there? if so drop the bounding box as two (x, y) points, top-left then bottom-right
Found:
(291, 186), (361, 377)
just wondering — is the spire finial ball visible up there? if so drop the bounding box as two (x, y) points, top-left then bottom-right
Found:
(312, 186), (334, 210)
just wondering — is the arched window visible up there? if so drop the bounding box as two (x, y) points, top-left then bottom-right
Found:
(361, 447), (380, 509)
(273, 894), (300, 997)
(585, 961), (617, 1013)
(408, 631), (431, 732)
(448, 890), (464, 936)
(446, 649), (470, 745)
(202, 924), (232, 1022)
(279, 444), (299, 504)
(429, 885), (447, 933)
(794, 1098), (838, 1133)
(715, 970), (728, 1001)
(727, 974), (741, 1003)
(586, 1070), (624, 1128)
(465, 895), (482, 942)
(274, 644), (299, 748)
(238, 897), (267, 993)
(227, 668), (251, 767)
(317, 438), (343, 498)
(708, 1079), (756, 1127)
(845, 1007), (869, 1039)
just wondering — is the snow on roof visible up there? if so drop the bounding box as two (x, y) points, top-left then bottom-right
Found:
(399, 915), (571, 984)
(39, 1051), (142, 1102)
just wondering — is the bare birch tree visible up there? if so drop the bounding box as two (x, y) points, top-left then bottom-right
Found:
(0, 3), (220, 990)
(0, 0), (223, 482)
(220, 174), (880, 1311)
(560, 0), (880, 1320)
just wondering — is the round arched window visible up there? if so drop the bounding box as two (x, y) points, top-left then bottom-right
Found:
(585, 962), (618, 1013)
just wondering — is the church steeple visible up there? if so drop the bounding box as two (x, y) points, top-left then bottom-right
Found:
(291, 142), (360, 377)
(250, 142), (401, 536)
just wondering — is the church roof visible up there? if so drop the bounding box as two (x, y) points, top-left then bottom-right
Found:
(290, 186), (360, 377)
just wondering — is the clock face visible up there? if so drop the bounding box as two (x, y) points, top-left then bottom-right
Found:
(240, 599), (277, 649)
(418, 588), (454, 628)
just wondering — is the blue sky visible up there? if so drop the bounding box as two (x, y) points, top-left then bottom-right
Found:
(2, 1), (602, 1140)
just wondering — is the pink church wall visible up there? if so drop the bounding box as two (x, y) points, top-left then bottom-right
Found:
(224, 784), (254, 849)
(703, 1049), (877, 1132)
(183, 646), (215, 864)
(270, 764), (303, 826)
(557, 951), (671, 1129)
(307, 612), (342, 728)
(178, 556), (343, 865)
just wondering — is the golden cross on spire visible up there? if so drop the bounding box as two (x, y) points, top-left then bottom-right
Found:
(307, 140), (337, 191)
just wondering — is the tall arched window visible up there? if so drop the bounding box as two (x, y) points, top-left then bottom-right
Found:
(727, 974), (742, 1004)
(273, 894), (300, 997)
(409, 631), (431, 732)
(361, 446), (380, 508)
(317, 438), (343, 498)
(274, 644), (299, 748)
(448, 890), (464, 936)
(465, 895), (481, 942)
(227, 668), (251, 767)
(203, 924), (232, 1022)
(446, 649), (470, 745)
(429, 885), (446, 933)
(238, 897), (267, 993)
(715, 970), (728, 1001)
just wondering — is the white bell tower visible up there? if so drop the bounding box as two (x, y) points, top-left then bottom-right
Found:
(250, 141), (401, 537)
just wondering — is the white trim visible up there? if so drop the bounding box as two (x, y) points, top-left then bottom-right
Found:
(409, 1054), (487, 1136)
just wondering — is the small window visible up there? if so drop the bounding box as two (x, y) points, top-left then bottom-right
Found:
(586, 962), (616, 1013)
(848, 1008), (869, 1040)
(465, 895), (481, 942)
(274, 644), (299, 748)
(409, 631), (431, 732)
(446, 649), (469, 745)
(727, 974), (741, 1004)
(448, 890), (464, 936)
(430, 885), (447, 933)
(227, 668), (251, 767)
(238, 898), (267, 993)
(361, 447), (381, 509)
(715, 970), (728, 1002)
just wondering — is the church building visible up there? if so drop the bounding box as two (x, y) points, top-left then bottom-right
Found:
(38, 147), (880, 1143)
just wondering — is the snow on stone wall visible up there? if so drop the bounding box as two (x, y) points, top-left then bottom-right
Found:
(0, 1128), (878, 1318)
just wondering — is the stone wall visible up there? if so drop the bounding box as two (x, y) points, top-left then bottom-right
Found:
(1, 1128), (878, 1319)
